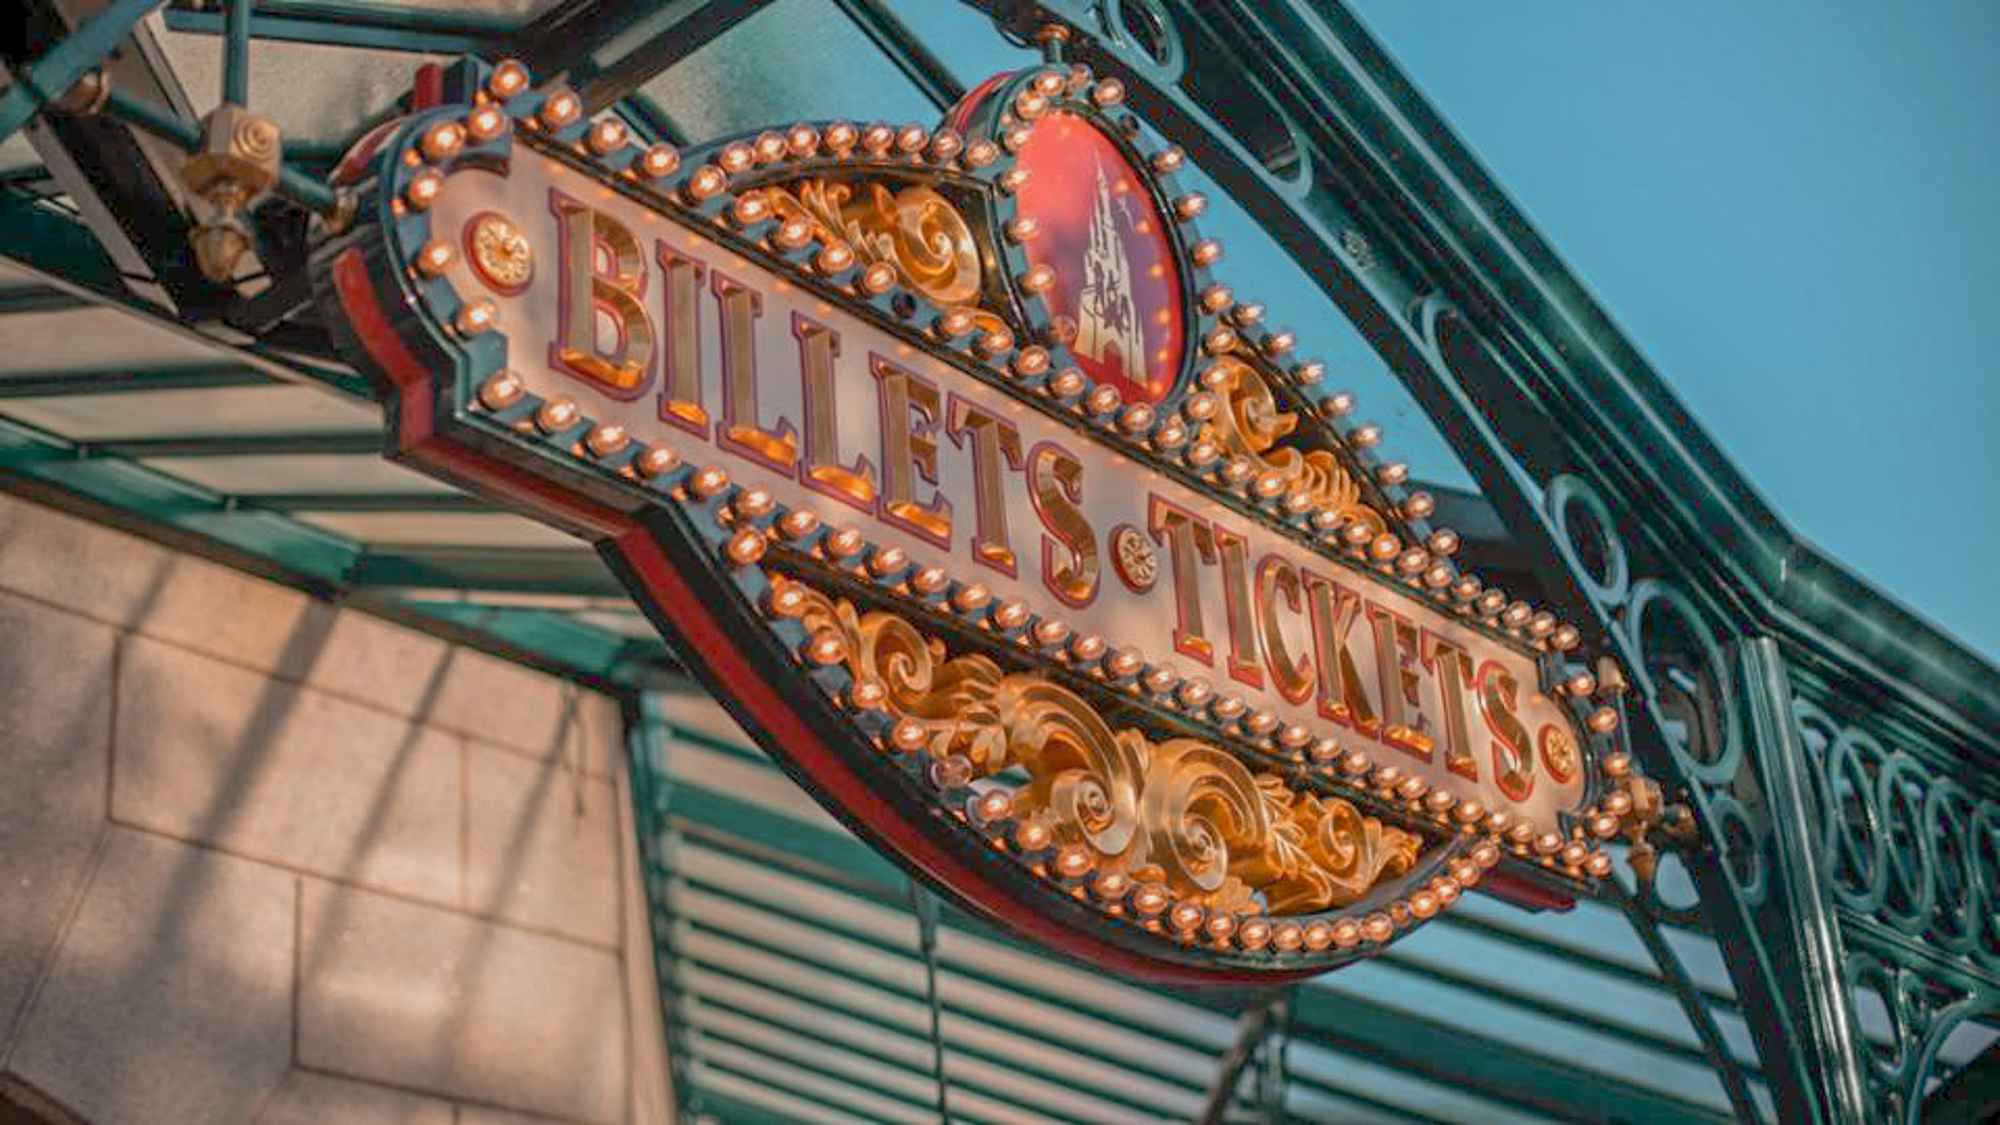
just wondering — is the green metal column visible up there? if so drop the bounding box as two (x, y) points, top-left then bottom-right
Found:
(1735, 637), (1871, 1123)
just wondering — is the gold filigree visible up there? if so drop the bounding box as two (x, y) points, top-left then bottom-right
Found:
(781, 577), (1424, 914)
(747, 178), (983, 307)
(469, 212), (533, 291)
(1248, 776), (1422, 913)
(1111, 525), (1158, 591)
(1202, 356), (1382, 534)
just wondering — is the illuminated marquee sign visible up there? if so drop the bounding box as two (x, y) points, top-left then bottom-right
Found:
(318, 58), (1647, 983)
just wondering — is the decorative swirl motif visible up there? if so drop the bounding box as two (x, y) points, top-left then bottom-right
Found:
(1136, 739), (1269, 897)
(999, 677), (1147, 857)
(779, 577), (1426, 914)
(749, 178), (982, 306)
(230, 114), (281, 163)
(1536, 467), (2000, 1114)
(1843, 947), (1994, 1125)
(1202, 357), (1381, 533)
(1249, 775), (1422, 912)
(1794, 698), (2000, 962)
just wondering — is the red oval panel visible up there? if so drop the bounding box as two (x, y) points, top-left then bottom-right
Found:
(1015, 112), (1185, 405)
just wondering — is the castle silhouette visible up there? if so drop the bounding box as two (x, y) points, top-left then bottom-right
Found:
(1072, 160), (1148, 391)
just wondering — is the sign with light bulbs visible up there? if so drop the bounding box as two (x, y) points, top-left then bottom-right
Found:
(318, 56), (1645, 983)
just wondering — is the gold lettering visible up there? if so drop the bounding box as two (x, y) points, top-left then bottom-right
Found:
(550, 192), (653, 395)
(1301, 571), (1377, 733)
(1215, 528), (1263, 689)
(1477, 661), (1534, 801)
(1029, 441), (1096, 606)
(794, 313), (875, 512)
(1370, 604), (1427, 758)
(1422, 631), (1478, 780)
(947, 393), (1023, 576)
(654, 243), (707, 434)
(873, 356), (951, 547)
(713, 272), (796, 471)
(1148, 495), (1215, 665)
(1256, 556), (1313, 704)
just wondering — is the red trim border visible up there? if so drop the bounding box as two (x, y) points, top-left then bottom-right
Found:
(330, 244), (1316, 986)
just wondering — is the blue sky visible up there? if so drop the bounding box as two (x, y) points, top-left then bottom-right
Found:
(1345, 1), (2000, 663)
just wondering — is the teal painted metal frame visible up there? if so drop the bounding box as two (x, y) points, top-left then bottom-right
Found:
(5, 0), (1997, 1118)
(0, 0), (165, 141)
(934, 3), (1997, 1122)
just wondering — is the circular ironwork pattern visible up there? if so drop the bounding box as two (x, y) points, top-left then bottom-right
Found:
(1622, 577), (1740, 783)
(1795, 699), (2000, 960)
(1546, 474), (1630, 623)
(1540, 469), (2000, 964)
(1531, 464), (1999, 1118)
(1102, 0), (1184, 76)
(1845, 948), (1998, 1125)
(1016, 11), (2000, 1108)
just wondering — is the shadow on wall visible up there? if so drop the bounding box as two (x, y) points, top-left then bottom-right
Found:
(0, 493), (632, 1123)
(0, 1075), (85, 1125)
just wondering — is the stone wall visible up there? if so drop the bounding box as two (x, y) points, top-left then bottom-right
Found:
(0, 492), (673, 1124)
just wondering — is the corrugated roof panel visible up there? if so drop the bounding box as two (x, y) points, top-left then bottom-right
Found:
(1316, 962), (1754, 1113)
(1379, 912), (1758, 1064)
(0, 385), (376, 439)
(0, 133), (39, 173)
(154, 29), (444, 147)
(639, 698), (1761, 1124)
(141, 453), (457, 496)
(293, 510), (577, 548)
(694, 1017), (942, 1123)
(691, 1057), (886, 1125)
(0, 306), (232, 373)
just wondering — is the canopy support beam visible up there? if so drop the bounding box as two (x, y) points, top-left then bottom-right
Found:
(1198, 997), (1282, 1125)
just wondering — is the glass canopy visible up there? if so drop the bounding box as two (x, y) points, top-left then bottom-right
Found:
(1, 2), (1992, 1122)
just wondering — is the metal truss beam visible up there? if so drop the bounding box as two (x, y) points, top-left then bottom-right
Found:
(4, 0), (238, 317)
(160, 0), (512, 56)
(0, 366), (274, 398)
(829, 0), (965, 109)
(570, 0), (777, 114)
(1734, 637), (1872, 1120)
(0, 287), (89, 314)
(1197, 998), (1281, 1124)
(0, 197), (372, 398)
(346, 546), (625, 597)
(1285, 988), (1735, 1125)
(0, 0), (164, 141)
(238, 492), (498, 513)
(81, 432), (383, 458)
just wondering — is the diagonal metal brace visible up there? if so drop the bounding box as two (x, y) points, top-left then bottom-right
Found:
(0, 0), (166, 142)
(1199, 995), (1285, 1124)
(1733, 636), (1871, 1122)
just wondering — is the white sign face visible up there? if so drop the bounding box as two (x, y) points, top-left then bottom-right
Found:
(428, 148), (1587, 837)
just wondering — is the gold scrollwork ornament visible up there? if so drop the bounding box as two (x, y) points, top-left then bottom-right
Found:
(749, 178), (983, 307)
(778, 578), (1425, 917)
(1201, 357), (1382, 534)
